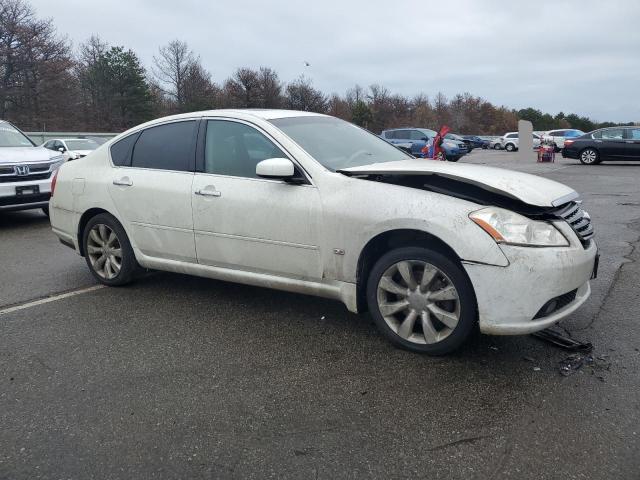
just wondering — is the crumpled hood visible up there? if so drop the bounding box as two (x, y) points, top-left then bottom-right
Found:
(0, 147), (58, 165)
(338, 159), (578, 207)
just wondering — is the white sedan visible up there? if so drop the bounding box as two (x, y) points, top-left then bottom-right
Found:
(49, 110), (598, 354)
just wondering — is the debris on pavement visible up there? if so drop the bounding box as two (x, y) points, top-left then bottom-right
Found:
(531, 328), (593, 352)
(559, 353), (593, 376)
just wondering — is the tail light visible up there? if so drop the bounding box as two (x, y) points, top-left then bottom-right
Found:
(51, 169), (59, 196)
(564, 140), (575, 147)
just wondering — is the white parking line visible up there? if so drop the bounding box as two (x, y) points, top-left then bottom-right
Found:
(0, 285), (106, 316)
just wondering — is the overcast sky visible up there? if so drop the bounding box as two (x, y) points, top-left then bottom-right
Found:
(31, 0), (639, 122)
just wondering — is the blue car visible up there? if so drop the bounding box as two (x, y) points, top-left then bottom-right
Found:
(380, 128), (468, 161)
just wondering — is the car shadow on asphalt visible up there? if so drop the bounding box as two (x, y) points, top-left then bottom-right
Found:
(0, 210), (49, 229)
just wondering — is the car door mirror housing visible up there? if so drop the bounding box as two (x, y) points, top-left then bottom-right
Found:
(256, 158), (295, 179)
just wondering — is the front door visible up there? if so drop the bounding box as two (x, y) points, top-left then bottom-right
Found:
(108, 120), (198, 262)
(192, 119), (322, 279)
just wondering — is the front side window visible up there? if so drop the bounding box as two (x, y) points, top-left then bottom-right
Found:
(506, 133), (518, 139)
(409, 130), (426, 141)
(270, 116), (411, 171)
(204, 120), (287, 178)
(593, 129), (624, 140)
(131, 121), (196, 172)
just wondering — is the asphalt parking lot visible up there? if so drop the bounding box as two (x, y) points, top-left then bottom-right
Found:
(1, 149), (639, 479)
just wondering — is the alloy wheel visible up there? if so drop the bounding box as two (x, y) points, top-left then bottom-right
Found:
(376, 260), (460, 345)
(581, 149), (598, 164)
(87, 224), (122, 280)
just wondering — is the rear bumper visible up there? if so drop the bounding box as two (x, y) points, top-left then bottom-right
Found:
(464, 234), (597, 335)
(562, 148), (580, 159)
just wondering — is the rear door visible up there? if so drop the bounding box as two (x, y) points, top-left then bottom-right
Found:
(624, 128), (640, 160)
(593, 128), (627, 158)
(108, 120), (198, 262)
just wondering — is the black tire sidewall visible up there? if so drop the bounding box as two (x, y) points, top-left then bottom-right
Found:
(82, 213), (137, 286)
(366, 247), (477, 355)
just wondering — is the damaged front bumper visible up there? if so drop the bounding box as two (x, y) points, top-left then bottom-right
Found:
(463, 224), (598, 336)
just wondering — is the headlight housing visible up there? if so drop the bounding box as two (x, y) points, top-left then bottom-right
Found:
(469, 207), (569, 247)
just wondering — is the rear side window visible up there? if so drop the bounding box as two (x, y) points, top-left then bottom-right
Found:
(506, 133), (518, 138)
(131, 121), (197, 171)
(110, 133), (139, 166)
(385, 131), (398, 139)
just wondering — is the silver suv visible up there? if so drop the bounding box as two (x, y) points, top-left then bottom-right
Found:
(0, 121), (64, 215)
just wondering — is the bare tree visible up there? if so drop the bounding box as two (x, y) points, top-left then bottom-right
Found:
(285, 75), (326, 113)
(153, 39), (195, 110)
(223, 67), (261, 107)
(0, 0), (75, 129)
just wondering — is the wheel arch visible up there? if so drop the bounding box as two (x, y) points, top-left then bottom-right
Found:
(77, 207), (112, 256)
(355, 229), (462, 313)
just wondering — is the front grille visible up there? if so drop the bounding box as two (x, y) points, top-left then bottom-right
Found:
(0, 192), (50, 206)
(556, 201), (594, 246)
(533, 289), (578, 319)
(0, 171), (52, 183)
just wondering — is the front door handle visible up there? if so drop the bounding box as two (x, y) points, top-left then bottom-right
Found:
(195, 188), (221, 197)
(113, 177), (133, 186)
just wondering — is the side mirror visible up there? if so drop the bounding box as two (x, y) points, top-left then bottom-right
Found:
(256, 158), (295, 179)
(58, 147), (65, 153)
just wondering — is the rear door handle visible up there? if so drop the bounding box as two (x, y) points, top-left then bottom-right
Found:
(113, 177), (133, 186)
(195, 188), (221, 197)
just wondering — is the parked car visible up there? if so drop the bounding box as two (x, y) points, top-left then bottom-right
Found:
(489, 137), (503, 150)
(562, 126), (640, 165)
(542, 129), (585, 152)
(381, 128), (468, 161)
(43, 138), (100, 160)
(0, 120), (64, 215)
(501, 132), (542, 152)
(445, 133), (474, 151)
(462, 135), (485, 149)
(50, 110), (597, 355)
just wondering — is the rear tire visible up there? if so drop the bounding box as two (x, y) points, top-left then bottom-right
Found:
(579, 148), (600, 165)
(82, 213), (138, 286)
(505, 143), (516, 152)
(493, 143), (502, 150)
(366, 247), (477, 355)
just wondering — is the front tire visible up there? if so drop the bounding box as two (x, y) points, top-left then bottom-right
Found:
(82, 213), (138, 286)
(366, 247), (477, 355)
(505, 143), (516, 152)
(579, 148), (600, 165)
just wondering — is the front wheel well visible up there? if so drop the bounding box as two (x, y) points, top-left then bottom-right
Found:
(355, 229), (461, 313)
(77, 208), (110, 256)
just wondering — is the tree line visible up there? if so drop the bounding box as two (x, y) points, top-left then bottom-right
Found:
(0, 0), (632, 135)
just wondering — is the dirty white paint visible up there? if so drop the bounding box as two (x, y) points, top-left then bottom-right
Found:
(49, 109), (596, 334)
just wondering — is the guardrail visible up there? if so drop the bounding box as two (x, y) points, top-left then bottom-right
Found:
(26, 132), (118, 145)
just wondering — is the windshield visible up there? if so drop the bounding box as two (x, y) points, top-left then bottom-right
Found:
(0, 123), (35, 147)
(270, 116), (411, 170)
(65, 139), (99, 150)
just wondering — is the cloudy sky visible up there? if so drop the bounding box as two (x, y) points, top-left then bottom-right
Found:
(31, 0), (639, 122)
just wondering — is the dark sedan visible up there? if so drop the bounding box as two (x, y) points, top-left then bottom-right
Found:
(563, 126), (640, 165)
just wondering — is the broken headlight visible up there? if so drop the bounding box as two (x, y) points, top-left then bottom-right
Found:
(469, 207), (569, 247)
